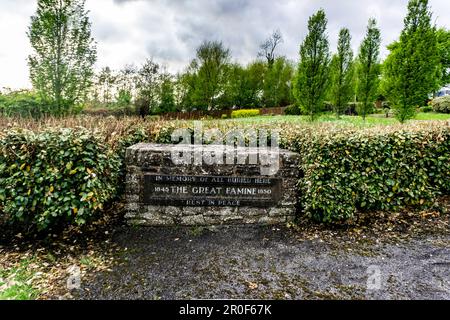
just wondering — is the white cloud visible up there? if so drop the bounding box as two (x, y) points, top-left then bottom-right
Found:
(0, 0), (449, 90)
(0, 0), (36, 89)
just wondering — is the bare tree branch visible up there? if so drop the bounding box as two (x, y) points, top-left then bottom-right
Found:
(258, 30), (283, 67)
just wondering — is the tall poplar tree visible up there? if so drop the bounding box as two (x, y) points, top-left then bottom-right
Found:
(28, 0), (97, 114)
(329, 28), (354, 117)
(293, 9), (330, 121)
(356, 18), (381, 120)
(383, 0), (440, 122)
(436, 28), (450, 86)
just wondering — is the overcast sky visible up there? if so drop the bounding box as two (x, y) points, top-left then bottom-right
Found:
(0, 0), (449, 89)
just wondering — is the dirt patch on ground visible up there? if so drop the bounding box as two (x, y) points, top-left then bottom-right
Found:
(72, 224), (450, 300)
(1, 198), (449, 300)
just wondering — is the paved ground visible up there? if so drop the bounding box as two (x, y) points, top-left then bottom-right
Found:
(74, 225), (450, 300)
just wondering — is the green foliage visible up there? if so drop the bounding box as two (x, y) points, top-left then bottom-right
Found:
(177, 54), (294, 111)
(436, 28), (450, 86)
(356, 18), (382, 120)
(262, 57), (294, 107)
(0, 258), (39, 300)
(190, 41), (231, 110)
(157, 75), (176, 114)
(1, 114), (449, 228)
(0, 128), (121, 231)
(283, 125), (450, 222)
(431, 96), (450, 113)
(28, 0), (97, 115)
(116, 126), (149, 159)
(116, 89), (133, 107)
(96, 66), (117, 105)
(90, 65), (137, 111)
(231, 109), (261, 119)
(221, 63), (263, 108)
(136, 59), (160, 115)
(284, 105), (302, 115)
(293, 9), (330, 121)
(0, 90), (54, 118)
(329, 28), (354, 117)
(383, 0), (441, 123)
(175, 71), (197, 112)
(419, 106), (434, 113)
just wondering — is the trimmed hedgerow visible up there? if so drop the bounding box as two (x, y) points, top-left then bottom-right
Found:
(1, 115), (449, 228)
(146, 119), (450, 223)
(431, 96), (450, 114)
(231, 109), (260, 118)
(283, 124), (450, 222)
(0, 128), (121, 231)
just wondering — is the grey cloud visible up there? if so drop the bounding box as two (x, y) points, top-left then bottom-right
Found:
(1, 0), (449, 89)
(111, 0), (399, 67)
(57, 0), (450, 68)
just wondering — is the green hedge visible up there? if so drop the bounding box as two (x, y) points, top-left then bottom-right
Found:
(419, 106), (434, 113)
(231, 109), (260, 118)
(0, 128), (121, 231)
(0, 91), (54, 118)
(1, 117), (449, 230)
(431, 96), (450, 114)
(284, 105), (302, 115)
(284, 125), (450, 222)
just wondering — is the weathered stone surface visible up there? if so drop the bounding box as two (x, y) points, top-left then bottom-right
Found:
(125, 143), (300, 226)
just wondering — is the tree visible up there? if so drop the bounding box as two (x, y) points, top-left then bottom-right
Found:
(293, 9), (330, 121)
(158, 73), (176, 114)
(191, 41), (231, 110)
(221, 61), (266, 108)
(28, 0), (96, 114)
(436, 28), (450, 86)
(136, 59), (160, 115)
(329, 28), (354, 117)
(116, 64), (137, 103)
(221, 64), (250, 108)
(245, 61), (266, 106)
(174, 65), (199, 112)
(383, 0), (440, 122)
(263, 57), (294, 107)
(356, 18), (381, 120)
(97, 67), (117, 105)
(258, 30), (283, 68)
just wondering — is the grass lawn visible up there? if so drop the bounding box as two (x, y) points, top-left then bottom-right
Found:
(414, 112), (450, 121)
(0, 259), (39, 300)
(220, 112), (450, 126)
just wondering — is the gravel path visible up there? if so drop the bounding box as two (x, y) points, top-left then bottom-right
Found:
(73, 225), (450, 300)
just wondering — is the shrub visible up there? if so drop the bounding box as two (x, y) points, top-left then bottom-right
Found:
(431, 96), (450, 114)
(345, 102), (359, 115)
(0, 90), (54, 118)
(420, 106), (434, 113)
(0, 128), (121, 231)
(283, 124), (450, 222)
(322, 101), (333, 112)
(1, 115), (449, 227)
(356, 102), (374, 116)
(284, 105), (302, 115)
(231, 109), (260, 119)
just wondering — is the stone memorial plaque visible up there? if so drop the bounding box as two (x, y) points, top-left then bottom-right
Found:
(125, 143), (300, 226)
(143, 174), (282, 207)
